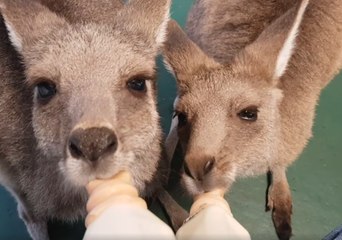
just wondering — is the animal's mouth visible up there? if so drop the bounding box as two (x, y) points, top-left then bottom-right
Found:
(182, 164), (232, 197)
(182, 173), (210, 196)
(60, 147), (137, 188)
(59, 156), (115, 186)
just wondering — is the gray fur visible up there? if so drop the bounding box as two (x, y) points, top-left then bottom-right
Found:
(0, 0), (172, 239)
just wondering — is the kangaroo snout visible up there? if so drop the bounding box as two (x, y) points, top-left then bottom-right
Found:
(184, 154), (216, 181)
(68, 127), (118, 162)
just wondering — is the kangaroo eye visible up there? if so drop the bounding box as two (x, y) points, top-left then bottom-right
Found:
(35, 81), (57, 104)
(177, 112), (188, 127)
(238, 107), (258, 122)
(127, 78), (146, 92)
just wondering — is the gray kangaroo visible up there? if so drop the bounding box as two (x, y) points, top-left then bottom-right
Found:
(0, 0), (179, 239)
(163, 0), (342, 239)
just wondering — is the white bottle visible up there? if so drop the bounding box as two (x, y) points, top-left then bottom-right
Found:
(83, 171), (176, 240)
(176, 190), (251, 240)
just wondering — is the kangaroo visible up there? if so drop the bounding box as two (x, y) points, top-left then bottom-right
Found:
(163, 0), (342, 239)
(0, 0), (173, 239)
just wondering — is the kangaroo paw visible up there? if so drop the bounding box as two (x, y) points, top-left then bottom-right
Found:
(266, 169), (293, 240)
(265, 171), (273, 212)
(272, 198), (292, 240)
(158, 189), (189, 232)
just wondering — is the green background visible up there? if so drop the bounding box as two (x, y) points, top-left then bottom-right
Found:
(1, 1), (341, 239)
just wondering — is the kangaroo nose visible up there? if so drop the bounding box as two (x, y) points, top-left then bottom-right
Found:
(183, 155), (216, 181)
(68, 127), (117, 162)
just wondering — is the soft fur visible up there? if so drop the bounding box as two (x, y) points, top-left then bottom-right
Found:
(163, 0), (342, 239)
(0, 0), (173, 239)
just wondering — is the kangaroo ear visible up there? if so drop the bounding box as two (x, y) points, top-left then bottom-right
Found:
(117, 0), (171, 49)
(238, 0), (309, 81)
(0, 0), (67, 53)
(39, 0), (124, 25)
(163, 20), (220, 86)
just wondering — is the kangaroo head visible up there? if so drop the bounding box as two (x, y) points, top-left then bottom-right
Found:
(0, 0), (170, 193)
(163, 0), (308, 195)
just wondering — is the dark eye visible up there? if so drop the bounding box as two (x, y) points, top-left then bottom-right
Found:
(35, 81), (57, 104)
(238, 107), (258, 122)
(177, 112), (188, 127)
(127, 78), (146, 92)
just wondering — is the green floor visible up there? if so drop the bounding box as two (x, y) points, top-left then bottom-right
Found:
(1, 1), (341, 239)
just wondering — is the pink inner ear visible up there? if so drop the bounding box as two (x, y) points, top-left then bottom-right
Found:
(0, 0), (69, 54)
(118, 0), (171, 49)
(2, 18), (23, 52)
(155, 3), (170, 46)
(274, 0), (309, 79)
(238, 0), (309, 84)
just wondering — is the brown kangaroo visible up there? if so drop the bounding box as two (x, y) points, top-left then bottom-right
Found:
(163, 0), (342, 239)
(0, 0), (179, 239)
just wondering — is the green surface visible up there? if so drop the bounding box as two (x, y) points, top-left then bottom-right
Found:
(1, 0), (341, 239)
